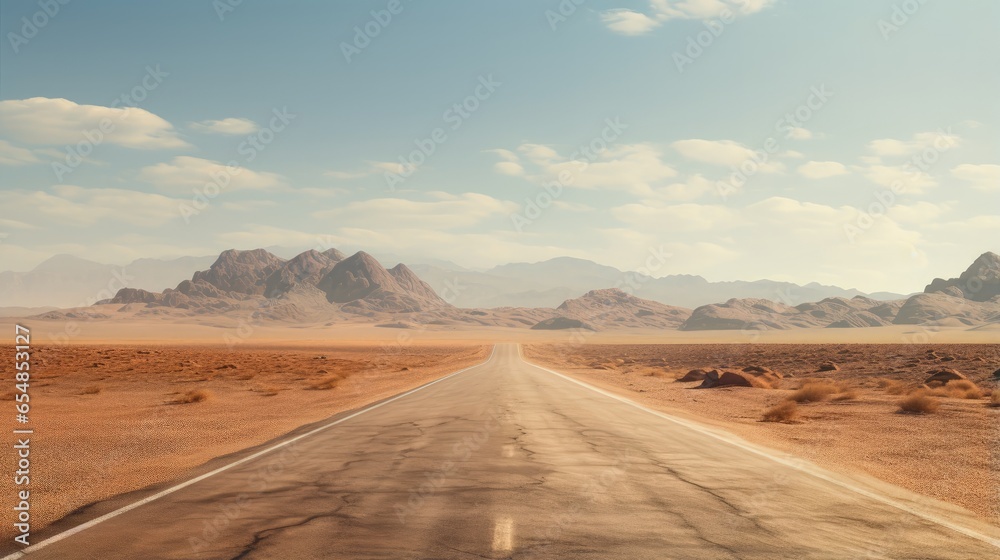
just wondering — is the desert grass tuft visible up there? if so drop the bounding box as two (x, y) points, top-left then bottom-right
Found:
(80, 385), (102, 395)
(898, 391), (940, 414)
(878, 379), (908, 395)
(990, 392), (1000, 408)
(787, 382), (838, 403)
(307, 375), (343, 391)
(762, 401), (799, 423)
(173, 389), (212, 404)
(831, 388), (861, 401)
(923, 380), (983, 400)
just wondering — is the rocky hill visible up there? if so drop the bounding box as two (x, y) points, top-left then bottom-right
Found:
(924, 251), (1000, 302)
(539, 288), (690, 330)
(107, 248), (448, 320)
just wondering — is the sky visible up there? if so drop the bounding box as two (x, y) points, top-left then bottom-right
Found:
(0, 0), (997, 294)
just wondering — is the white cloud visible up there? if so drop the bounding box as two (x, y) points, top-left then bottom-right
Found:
(655, 174), (716, 201)
(862, 164), (936, 194)
(189, 117), (259, 135)
(671, 138), (783, 172)
(0, 218), (38, 231)
(324, 160), (413, 180)
(492, 143), (678, 195)
(780, 150), (805, 159)
(867, 130), (959, 158)
(787, 127), (813, 140)
(517, 144), (560, 163)
(313, 192), (517, 230)
(612, 201), (737, 231)
(0, 97), (188, 149)
(217, 225), (329, 249)
(601, 10), (662, 35)
(950, 163), (1000, 192)
(140, 156), (287, 193)
(797, 161), (848, 179)
(494, 161), (525, 176)
(888, 202), (948, 224)
(485, 148), (519, 162)
(324, 170), (373, 180)
(221, 200), (277, 212)
(0, 185), (184, 227)
(601, 0), (779, 35)
(0, 140), (40, 165)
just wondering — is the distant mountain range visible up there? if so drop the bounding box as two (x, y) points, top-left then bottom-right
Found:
(23, 248), (1000, 332)
(412, 256), (908, 309)
(0, 254), (217, 308)
(1, 253), (906, 309)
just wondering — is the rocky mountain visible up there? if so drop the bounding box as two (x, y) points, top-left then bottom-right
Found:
(191, 249), (286, 296)
(107, 248), (448, 319)
(540, 288), (691, 330)
(679, 254), (1000, 330)
(316, 252), (446, 313)
(924, 251), (1000, 302)
(263, 249), (340, 298)
(681, 296), (909, 331)
(893, 293), (1000, 326)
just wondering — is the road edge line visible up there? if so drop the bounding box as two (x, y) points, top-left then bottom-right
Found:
(1, 344), (497, 559)
(517, 344), (1000, 551)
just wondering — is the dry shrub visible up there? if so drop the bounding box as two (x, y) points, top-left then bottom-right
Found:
(308, 375), (343, 390)
(254, 385), (280, 397)
(923, 380), (984, 400)
(944, 380), (982, 399)
(878, 379), (908, 395)
(990, 392), (1000, 408)
(898, 391), (940, 414)
(832, 388), (861, 402)
(0, 391), (17, 401)
(173, 389), (212, 404)
(80, 385), (102, 395)
(762, 401), (799, 423)
(787, 382), (838, 403)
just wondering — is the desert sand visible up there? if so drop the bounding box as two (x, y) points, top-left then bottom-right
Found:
(523, 343), (1000, 524)
(0, 342), (489, 540)
(5, 316), (1000, 345)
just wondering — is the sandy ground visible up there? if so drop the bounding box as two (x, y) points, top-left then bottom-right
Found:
(523, 343), (1000, 525)
(5, 316), (1000, 345)
(0, 343), (489, 540)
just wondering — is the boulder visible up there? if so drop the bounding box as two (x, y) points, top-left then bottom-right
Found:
(678, 369), (709, 382)
(924, 368), (966, 385)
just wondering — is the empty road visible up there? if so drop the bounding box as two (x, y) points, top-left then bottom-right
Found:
(6, 343), (999, 559)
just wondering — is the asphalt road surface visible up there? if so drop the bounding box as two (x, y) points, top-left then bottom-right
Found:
(6, 344), (1000, 559)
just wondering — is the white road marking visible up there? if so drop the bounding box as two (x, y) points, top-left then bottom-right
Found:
(492, 516), (513, 552)
(517, 344), (1000, 551)
(1, 345), (498, 560)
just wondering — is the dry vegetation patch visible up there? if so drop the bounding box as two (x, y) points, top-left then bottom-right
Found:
(897, 391), (940, 414)
(762, 401), (799, 423)
(831, 387), (860, 401)
(172, 389), (213, 404)
(787, 381), (838, 403)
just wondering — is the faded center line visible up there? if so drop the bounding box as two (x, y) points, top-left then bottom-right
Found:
(492, 516), (513, 552)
